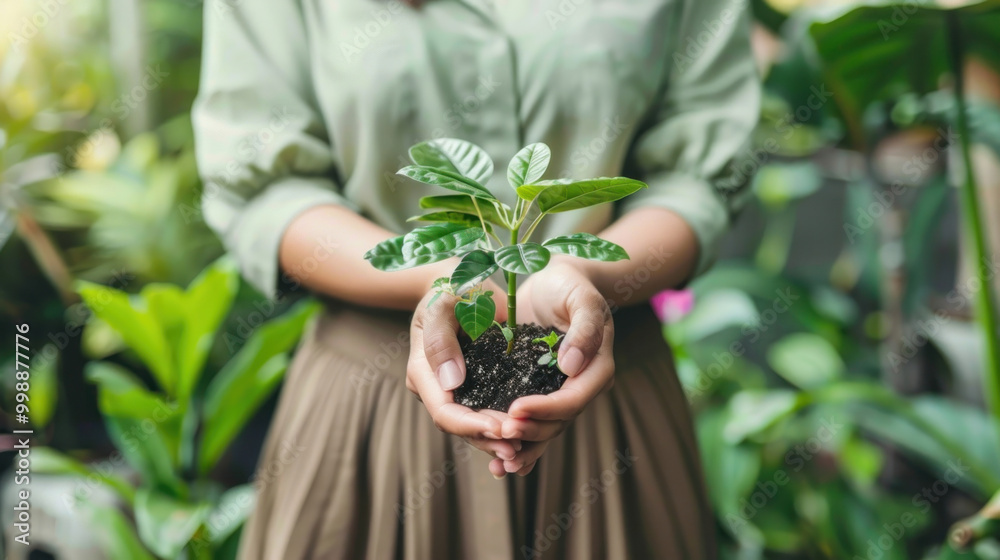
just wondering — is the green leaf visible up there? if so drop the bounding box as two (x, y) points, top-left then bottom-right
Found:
(199, 300), (320, 474)
(507, 143), (551, 190)
(407, 211), (488, 230)
(77, 281), (175, 395)
(767, 333), (845, 389)
(532, 331), (560, 349)
(142, 285), (186, 340)
(105, 414), (185, 495)
(542, 232), (629, 262)
(205, 485), (255, 545)
(668, 289), (759, 345)
(515, 178), (572, 201)
(364, 236), (408, 271)
(455, 293), (496, 341)
(176, 257), (239, 400)
(32, 447), (135, 504)
(753, 162), (822, 209)
(88, 503), (156, 560)
(135, 488), (210, 559)
(27, 344), (58, 428)
(402, 223), (486, 259)
(85, 361), (178, 421)
(808, 2), (1000, 148)
(365, 224), (484, 272)
(85, 361), (186, 492)
(722, 389), (807, 443)
(398, 166), (497, 201)
(536, 177), (647, 213)
(450, 250), (498, 295)
(418, 195), (509, 226)
(495, 243), (551, 274)
(408, 138), (495, 185)
(499, 325), (514, 343)
(697, 409), (761, 534)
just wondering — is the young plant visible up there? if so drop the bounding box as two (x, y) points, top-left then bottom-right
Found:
(533, 330), (564, 367)
(364, 138), (647, 352)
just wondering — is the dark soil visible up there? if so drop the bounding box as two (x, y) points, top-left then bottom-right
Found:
(454, 323), (568, 412)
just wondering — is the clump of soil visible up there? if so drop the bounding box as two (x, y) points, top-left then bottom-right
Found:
(454, 323), (567, 412)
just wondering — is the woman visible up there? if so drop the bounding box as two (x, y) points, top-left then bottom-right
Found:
(193, 0), (759, 558)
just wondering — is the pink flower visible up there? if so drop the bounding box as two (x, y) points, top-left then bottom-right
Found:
(650, 289), (695, 323)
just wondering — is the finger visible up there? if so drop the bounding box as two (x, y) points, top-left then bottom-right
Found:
(558, 285), (611, 377)
(501, 417), (567, 442)
(515, 461), (538, 476)
(421, 293), (467, 391)
(409, 348), (501, 438)
(464, 436), (520, 461)
(431, 401), (503, 439)
(489, 458), (507, 479)
(481, 410), (522, 451)
(504, 441), (549, 474)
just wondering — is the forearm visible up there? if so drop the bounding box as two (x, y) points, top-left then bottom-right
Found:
(278, 205), (450, 310)
(558, 207), (699, 307)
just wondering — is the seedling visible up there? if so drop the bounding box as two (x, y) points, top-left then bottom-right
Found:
(364, 138), (647, 353)
(533, 331), (563, 368)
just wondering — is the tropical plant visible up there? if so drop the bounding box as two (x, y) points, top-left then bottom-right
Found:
(668, 260), (1000, 558)
(808, 3), (1000, 552)
(363, 138), (646, 350)
(810, 0), (1000, 418)
(30, 258), (320, 559)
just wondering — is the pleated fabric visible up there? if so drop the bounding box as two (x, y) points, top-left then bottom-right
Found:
(238, 300), (716, 560)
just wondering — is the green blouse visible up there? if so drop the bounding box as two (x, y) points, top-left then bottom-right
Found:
(193, 0), (760, 297)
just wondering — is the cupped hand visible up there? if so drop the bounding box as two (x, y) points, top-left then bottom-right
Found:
(490, 262), (616, 477)
(407, 281), (522, 465)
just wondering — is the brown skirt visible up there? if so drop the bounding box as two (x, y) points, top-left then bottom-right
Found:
(238, 300), (716, 560)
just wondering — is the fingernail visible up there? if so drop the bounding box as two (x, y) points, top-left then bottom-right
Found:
(438, 360), (463, 390)
(559, 346), (584, 376)
(512, 440), (522, 452)
(492, 473), (505, 480)
(504, 460), (521, 473)
(497, 448), (514, 461)
(484, 430), (501, 439)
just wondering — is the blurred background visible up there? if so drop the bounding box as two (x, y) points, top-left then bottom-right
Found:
(2, 0), (1000, 558)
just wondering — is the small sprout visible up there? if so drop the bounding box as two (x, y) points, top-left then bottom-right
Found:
(533, 330), (563, 368)
(532, 331), (561, 349)
(426, 277), (453, 308)
(494, 321), (514, 343)
(537, 353), (559, 367)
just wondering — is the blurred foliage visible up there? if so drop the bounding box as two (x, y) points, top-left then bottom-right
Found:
(33, 259), (320, 559)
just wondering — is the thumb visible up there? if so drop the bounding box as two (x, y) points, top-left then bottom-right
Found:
(422, 294), (467, 391)
(558, 286), (609, 377)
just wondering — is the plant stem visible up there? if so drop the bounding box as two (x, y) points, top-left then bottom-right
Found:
(946, 12), (1000, 424)
(470, 197), (492, 249)
(520, 212), (545, 244)
(506, 227), (518, 352)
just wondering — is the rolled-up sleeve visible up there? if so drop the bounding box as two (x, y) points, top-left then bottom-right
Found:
(619, 0), (761, 279)
(193, 0), (355, 297)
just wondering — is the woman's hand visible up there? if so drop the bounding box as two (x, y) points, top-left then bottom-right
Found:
(490, 261), (616, 477)
(407, 280), (522, 465)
